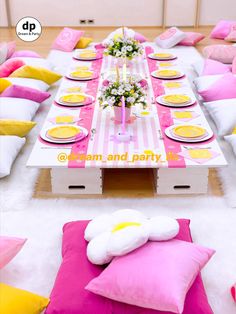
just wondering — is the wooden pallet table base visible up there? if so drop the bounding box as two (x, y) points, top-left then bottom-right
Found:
(51, 167), (209, 195)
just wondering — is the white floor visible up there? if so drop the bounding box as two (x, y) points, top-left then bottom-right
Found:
(1, 46), (236, 314)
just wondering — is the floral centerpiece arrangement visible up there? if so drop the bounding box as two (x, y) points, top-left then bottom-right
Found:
(104, 37), (143, 60)
(99, 79), (146, 122)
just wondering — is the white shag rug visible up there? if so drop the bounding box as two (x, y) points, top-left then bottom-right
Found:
(1, 47), (236, 314)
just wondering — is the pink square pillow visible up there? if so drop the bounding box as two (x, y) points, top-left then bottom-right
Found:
(225, 24), (236, 42)
(231, 284), (236, 302)
(52, 27), (84, 52)
(198, 73), (236, 101)
(0, 85), (50, 103)
(203, 45), (236, 64)
(210, 20), (236, 39)
(86, 240), (214, 313)
(11, 50), (41, 58)
(0, 236), (26, 269)
(134, 32), (147, 43)
(178, 32), (205, 46)
(232, 56), (236, 74)
(202, 59), (231, 76)
(0, 58), (25, 77)
(6, 41), (16, 59)
(155, 27), (186, 49)
(46, 220), (214, 314)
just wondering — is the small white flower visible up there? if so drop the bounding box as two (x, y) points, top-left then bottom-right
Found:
(111, 89), (118, 95)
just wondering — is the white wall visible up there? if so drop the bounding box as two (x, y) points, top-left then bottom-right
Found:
(0, 0), (235, 27)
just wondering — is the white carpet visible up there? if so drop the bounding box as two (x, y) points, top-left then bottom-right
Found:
(1, 46), (236, 314)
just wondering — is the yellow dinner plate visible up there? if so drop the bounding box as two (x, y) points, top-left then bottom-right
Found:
(164, 82), (182, 89)
(70, 70), (93, 78)
(173, 111), (193, 119)
(60, 94), (86, 104)
(163, 94), (191, 104)
(79, 52), (96, 59)
(47, 126), (80, 139)
(154, 53), (173, 58)
(66, 86), (82, 93)
(189, 149), (212, 159)
(156, 70), (180, 77)
(55, 116), (74, 124)
(173, 125), (206, 138)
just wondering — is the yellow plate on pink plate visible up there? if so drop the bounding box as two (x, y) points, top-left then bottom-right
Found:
(79, 52), (96, 59)
(154, 53), (173, 58)
(60, 94), (86, 104)
(47, 125), (80, 139)
(163, 94), (191, 104)
(156, 70), (180, 78)
(173, 125), (206, 138)
(189, 149), (212, 159)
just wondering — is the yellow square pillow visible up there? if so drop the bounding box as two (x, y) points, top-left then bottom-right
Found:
(75, 37), (93, 49)
(232, 127), (236, 134)
(0, 283), (49, 314)
(0, 78), (12, 93)
(10, 65), (62, 85)
(0, 119), (36, 137)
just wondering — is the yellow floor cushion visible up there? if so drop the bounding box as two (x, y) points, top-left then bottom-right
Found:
(0, 283), (49, 314)
(0, 78), (12, 93)
(10, 65), (62, 85)
(0, 119), (36, 137)
(75, 37), (93, 49)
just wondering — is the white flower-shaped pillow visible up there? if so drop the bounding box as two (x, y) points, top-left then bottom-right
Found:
(85, 209), (179, 265)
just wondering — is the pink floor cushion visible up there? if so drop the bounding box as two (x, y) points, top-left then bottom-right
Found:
(134, 32), (147, 43)
(231, 284), (236, 302)
(225, 24), (236, 42)
(0, 84), (51, 103)
(0, 58), (25, 77)
(6, 41), (16, 59)
(46, 219), (214, 314)
(86, 240), (214, 313)
(52, 27), (84, 52)
(199, 73), (236, 101)
(232, 56), (236, 74)
(155, 27), (186, 49)
(202, 59), (231, 76)
(203, 45), (236, 64)
(11, 50), (41, 58)
(210, 20), (236, 39)
(0, 236), (27, 269)
(178, 32), (205, 46)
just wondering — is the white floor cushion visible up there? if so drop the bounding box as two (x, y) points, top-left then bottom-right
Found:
(10, 57), (53, 69)
(6, 78), (49, 91)
(225, 134), (236, 156)
(0, 97), (40, 121)
(194, 74), (236, 92)
(102, 27), (135, 46)
(0, 135), (26, 178)
(204, 98), (236, 136)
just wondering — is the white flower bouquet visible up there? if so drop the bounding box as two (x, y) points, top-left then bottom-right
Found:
(104, 37), (143, 60)
(99, 79), (146, 109)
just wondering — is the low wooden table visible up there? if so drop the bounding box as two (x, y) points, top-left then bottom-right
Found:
(27, 44), (227, 195)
